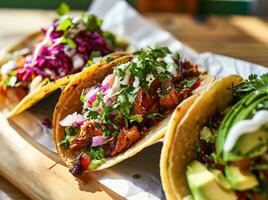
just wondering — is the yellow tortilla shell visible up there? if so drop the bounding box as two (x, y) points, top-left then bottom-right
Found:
(160, 75), (243, 200)
(0, 31), (129, 118)
(53, 56), (215, 171)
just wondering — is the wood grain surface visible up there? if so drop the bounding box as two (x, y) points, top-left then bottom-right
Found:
(1, 9), (268, 200)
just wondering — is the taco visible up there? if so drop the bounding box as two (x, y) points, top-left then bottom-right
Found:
(0, 4), (128, 117)
(161, 73), (268, 200)
(53, 47), (214, 176)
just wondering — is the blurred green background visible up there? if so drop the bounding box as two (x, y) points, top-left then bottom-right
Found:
(0, 0), (256, 15)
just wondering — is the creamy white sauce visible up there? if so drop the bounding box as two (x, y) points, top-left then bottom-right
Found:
(224, 110), (268, 152)
(146, 73), (155, 86)
(29, 75), (43, 92)
(133, 77), (140, 88)
(59, 112), (84, 127)
(163, 54), (178, 77)
(64, 45), (76, 57)
(72, 54), (84, 69)
(156, 66), (165, 74)
(92, 57), (102, 64)
(31, 26), (54, 64)
(103, 75), (121, 103)
(1, 60), (16, 75)
(121, 70), (131, 85)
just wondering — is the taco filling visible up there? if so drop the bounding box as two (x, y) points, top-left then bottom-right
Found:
(0, 4), (126, 93)
(186, 74), (268, 200)
(59, 47), (203, 175)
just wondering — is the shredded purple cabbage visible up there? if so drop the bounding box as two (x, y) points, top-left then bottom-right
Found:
(17, 21), (114, 82)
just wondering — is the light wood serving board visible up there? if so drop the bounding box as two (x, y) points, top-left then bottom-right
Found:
(0, 112), (124, 200)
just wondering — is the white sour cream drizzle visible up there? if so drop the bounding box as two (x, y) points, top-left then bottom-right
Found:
(1, 60), (16, 75)
(31, 26), (54, 65)
(103, 75), (121, 103)
(163, 54), (178, 77)
(224, 110), (268, 152)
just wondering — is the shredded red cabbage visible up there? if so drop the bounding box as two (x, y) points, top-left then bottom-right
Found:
(17, 21), (114, 82)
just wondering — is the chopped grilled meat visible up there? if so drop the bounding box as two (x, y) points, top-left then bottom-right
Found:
(69, 121), (93, 151)
(159, 87), (181, 109)
(102, 137), (117, 157)
(133, 88), (158, 116)
(69, 153), (90, 176)
(181, 87), (191, 99)
(111, 126), (141, 156)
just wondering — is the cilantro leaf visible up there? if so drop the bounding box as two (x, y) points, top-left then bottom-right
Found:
(81, 14), (103, 31)
(80, 92), (87, 103)
(56, 2), (70, 16)
(65, 127), (80, 136)
(146, 113), (165, 119)
(58, 37), (77, 48)
(56, 17), (72, 31)
(85, 109), (99, 119)
(60, 127), (80, 148)
(234, 73), (268, 97)
(3, 75), (17, 87)
(86, 147), (104, 160)
(130, 115), (143, 123)
(177, 79), (196, 90)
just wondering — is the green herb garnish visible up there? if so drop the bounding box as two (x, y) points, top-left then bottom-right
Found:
(86, 147), (104, 160)
(56, 2), (70, 16)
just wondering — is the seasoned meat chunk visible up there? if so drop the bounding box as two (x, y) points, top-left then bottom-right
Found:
(111, 126), (141, 156)
(159, 87), (181, 109)
(69, 121), (93, 151)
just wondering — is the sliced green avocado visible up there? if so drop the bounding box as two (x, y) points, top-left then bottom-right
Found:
(224, 128), (268, 161)
(210, 169), (232, 190)
(186, 161), (236, 200)
(216, 92), (268, 156)
(225, 165), (259, 191)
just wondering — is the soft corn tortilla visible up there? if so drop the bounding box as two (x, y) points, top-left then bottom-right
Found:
(0, 31), (129, 117)
(160, 75), (243, 200)
(53, 55), (215, 171)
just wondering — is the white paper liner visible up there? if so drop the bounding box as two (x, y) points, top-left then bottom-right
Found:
(8, 1), (268, 200)
(88, 1), (268, 199)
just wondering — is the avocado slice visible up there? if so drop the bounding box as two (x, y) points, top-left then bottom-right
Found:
(186, 161), (236, 200)
(216, 92), (268, 156)
(224, 128), (268, 161)
(225, 165), (259, 191)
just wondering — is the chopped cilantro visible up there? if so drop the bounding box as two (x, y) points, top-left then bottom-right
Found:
(90, 51), (102, 58)
(103, 129), (120, 137)
(56, 2), (70, 16)
(65, 127), (80, 136)
(84, 60), (94, 68)
(85, 109), (99, 119)
(60, 137), (70, 148)
(81, 14), (103, 31)
(60, 127), (80, 148)
(56, 17), (72, 32)
(103, 31), (116, 46)
(234, 73), (268, 98)
(106, 56), (115, 62)
(80, 92), (87, 103)
(130, 114), (143, 123)
(3, 75), (17, 87)
(177, 79), (196, 90)
(58, 37), (77, 49)
(86, 147), (104, 160)
(146, 113), (165, 119)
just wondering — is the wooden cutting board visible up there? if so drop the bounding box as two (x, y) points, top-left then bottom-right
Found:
(0, 113), (124, 200)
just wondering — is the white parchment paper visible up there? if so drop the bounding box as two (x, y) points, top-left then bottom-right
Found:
(11, 1), (268, 200)
(87, 1), (268, 199)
